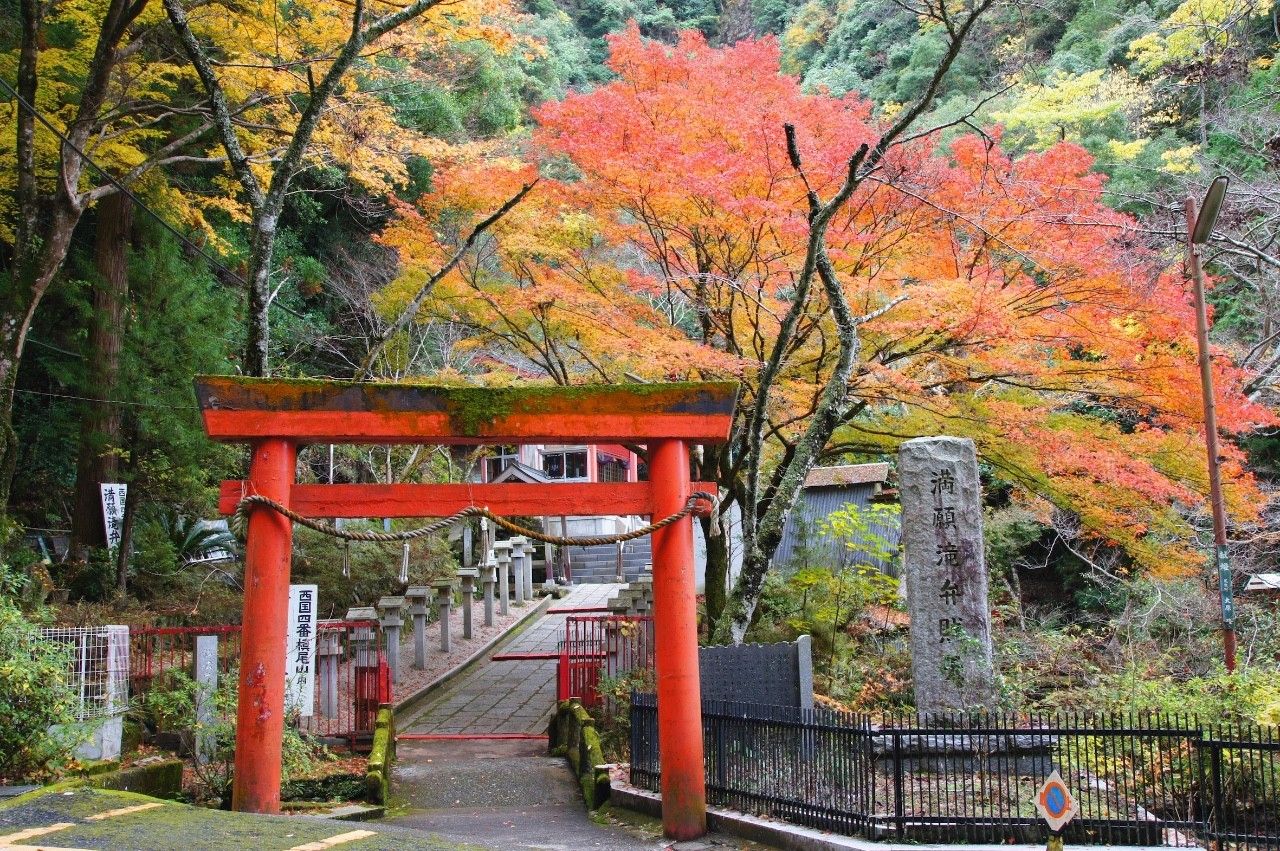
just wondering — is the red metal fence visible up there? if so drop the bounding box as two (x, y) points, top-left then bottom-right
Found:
(130, 625), (243, 695)
(557, 615), (654, 714)
(128, 622), (390, 748)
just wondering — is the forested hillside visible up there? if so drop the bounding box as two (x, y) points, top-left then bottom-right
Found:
(1, 0), (1278, 716)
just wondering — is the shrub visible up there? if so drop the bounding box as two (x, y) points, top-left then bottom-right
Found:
(593, 666), (655, 762)
(0, 578), (80, 781)
(140, 668), (322, 806)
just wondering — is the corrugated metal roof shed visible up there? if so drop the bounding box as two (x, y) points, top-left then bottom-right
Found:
(804, 463), (890, 488)
(774, 464), (900, 575)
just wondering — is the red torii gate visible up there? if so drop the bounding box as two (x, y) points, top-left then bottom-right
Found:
(196, 376), (738, 840)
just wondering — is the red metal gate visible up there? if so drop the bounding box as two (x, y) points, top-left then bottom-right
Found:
(557, 615), (654, 713)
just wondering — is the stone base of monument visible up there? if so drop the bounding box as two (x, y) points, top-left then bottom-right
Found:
(891, 819), (1166, 847)
(870, 731), (1055, 775)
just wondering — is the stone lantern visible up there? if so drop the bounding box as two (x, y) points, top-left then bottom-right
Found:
(493, 541), (512, 616)
(376, 595), (405, 684)
(456, 567), (479, 639)
(406, 585), (431, 670)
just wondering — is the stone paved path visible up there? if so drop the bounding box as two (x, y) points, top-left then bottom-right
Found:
(398, 584), (623, 736)
(387, 739), (773, 851)
(388, 585), (779, 850)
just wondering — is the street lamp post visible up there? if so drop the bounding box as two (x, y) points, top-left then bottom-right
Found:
(1185, 176), (1236, 673)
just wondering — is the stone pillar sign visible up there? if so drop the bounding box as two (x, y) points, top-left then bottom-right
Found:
(899, 436), (995, 714)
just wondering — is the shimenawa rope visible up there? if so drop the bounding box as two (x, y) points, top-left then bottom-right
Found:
(232, 491), (717, 547)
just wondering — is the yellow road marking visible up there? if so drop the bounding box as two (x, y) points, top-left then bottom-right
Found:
(0, 823), (75, 845)
(83, 802), (164, 821)
(284, 829), (379, 850)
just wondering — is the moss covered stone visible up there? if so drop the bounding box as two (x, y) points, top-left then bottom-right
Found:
(195, 375), (739, 439)
(547, 699), (610, 810)
(364, 705), (396, 804)
(90, 759), (184, 799)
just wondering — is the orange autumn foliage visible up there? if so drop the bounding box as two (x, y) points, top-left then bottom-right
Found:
(379, 25), (1274, 576)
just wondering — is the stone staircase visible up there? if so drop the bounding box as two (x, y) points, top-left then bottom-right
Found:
(563, 538), (653, 584)
(604, 574), (653, 615)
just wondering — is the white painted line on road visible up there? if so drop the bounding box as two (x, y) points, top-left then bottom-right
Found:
(0, 822), (75, 844)
(83, 802), (164, 821)
(284, 829), (378, 850)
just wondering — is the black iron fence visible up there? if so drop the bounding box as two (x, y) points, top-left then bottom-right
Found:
(630, 694), (1280, 848)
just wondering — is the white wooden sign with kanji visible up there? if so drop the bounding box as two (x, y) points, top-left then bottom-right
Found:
(285, 584), (318, 717)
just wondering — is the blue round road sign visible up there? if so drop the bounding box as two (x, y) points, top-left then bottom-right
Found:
(1044, 785), (1067, 817)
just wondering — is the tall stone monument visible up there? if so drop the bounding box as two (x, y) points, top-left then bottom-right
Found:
(899, 436), (996, 714)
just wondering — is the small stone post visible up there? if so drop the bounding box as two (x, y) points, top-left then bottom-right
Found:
(457, 568), (479, 639)
(521, 537), (535, 600)
(510, 537), (527, 604)
(377, 596), (405, 684)
(604, 620), (621, 682)
(316, 621), (342, 718)
(899, 436), (996, 714)
(494, 541), (512, 616)
(433, 579), (455, 653)
(406, 586), (431, 670)
(542, 538), (557, 589)
(194, 635), (218, 767)
(481, 558), (496, 627)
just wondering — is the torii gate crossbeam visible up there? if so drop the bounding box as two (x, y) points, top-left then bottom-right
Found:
(196, 377), (738, 841)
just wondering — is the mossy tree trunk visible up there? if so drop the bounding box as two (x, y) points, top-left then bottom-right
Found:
(71, 193), (134, 559)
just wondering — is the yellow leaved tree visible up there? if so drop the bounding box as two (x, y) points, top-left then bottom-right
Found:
(1, 0), (218, 505)
(162, 0), (522, 377)
(0, 0), (524, 507)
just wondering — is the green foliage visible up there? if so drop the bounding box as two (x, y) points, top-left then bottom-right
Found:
(750, 563), (902, 708)
(786, 0), (992, 102)
(126, 507), (237, 598)
(291, 524), (457, 617)
(983, 506), (1045, 584)
(817, 502), (902, 573)
(0, 580), (80, 781)
(140, 668), (322, 806)
(593, 663), (655, 762)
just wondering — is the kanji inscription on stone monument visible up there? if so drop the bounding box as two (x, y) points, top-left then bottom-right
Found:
(899, 436), (996, 713)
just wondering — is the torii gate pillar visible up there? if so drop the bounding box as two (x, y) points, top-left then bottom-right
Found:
(232, 438), (296, 813)
(649, 439), (708, 839)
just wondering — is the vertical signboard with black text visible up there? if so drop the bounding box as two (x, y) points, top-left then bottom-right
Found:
(286, 584), (318, 717)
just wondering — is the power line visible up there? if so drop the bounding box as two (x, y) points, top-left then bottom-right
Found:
(13, 387), (201, 411)
(0, 74), (306, 321)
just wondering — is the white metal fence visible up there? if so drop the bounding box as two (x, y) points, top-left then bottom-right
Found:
(38, 625), (129, 721)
